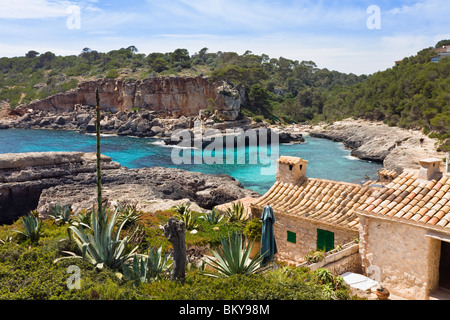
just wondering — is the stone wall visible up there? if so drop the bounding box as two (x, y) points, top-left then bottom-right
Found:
(298, 243), (362, 275)
(251, 208), (359, 264)
(358, 214), (441, 300)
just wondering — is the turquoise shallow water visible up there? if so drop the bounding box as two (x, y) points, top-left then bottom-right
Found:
(0, 129), (382, 195)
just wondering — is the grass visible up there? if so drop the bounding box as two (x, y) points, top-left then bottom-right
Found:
(0, 207), (359, 300)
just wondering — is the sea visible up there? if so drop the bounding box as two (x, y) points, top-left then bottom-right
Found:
(0, 129), (383, 195)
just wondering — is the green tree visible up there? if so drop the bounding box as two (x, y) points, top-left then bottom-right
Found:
(25, 50), (39, 58)
(171, 48), (191, 69)
(436, 40), (450, 48)
(151, 57), (169, 73)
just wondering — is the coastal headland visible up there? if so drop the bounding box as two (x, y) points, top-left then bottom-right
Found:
(303, 119), (447, 173)
(0, 77), (447, 224)
(0, 151), (258, 224)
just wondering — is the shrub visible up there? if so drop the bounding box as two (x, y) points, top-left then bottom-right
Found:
(304, 250), (325, 264)
(105, 69), (119, 79)
(147, 267), (344, 300)
(252, 115), (265, 123)
(202, 232), (267, 278)
(199, 208), (223, 225)
(224, 201), (248, 223)
(14, 211), (43, 244)
(49, 204), (73, 226)
(122, 246), (172, 286)
(243, 218), (262, 241)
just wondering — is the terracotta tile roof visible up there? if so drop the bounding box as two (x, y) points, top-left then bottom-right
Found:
(378, 169), (398, 181)
(360, 171), (450, 229)
(250, 178), (378, 230)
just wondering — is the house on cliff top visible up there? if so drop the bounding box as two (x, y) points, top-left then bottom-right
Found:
(244, 155), (450, 299)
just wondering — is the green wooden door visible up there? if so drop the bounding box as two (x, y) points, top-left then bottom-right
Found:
(317, 229), (334, 252)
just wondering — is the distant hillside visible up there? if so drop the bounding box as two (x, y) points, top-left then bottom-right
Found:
(1, 44), (447, 151)
(317, 43), (450, 152)
(0, 46), (364, 120)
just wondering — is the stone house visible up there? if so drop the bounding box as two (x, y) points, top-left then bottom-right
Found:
(358, 158), (450, 299)
(249, 156), (376, 264)
(247, 155), (450, 300)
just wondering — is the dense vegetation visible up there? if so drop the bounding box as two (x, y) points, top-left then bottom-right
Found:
(0, 204), (356, 300)
(0, 41), (448, 150)
(319, 46), (450, 151)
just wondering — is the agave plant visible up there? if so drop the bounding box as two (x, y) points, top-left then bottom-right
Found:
(72, 210), (92, 228)
(177, 210), (198, 231)
(122, 246), (172, 286)
(49, 204), (73, 226)
(200, 208), (223, 224)
(225, 201), (248, 223)
(173, 203), (191, 215)
(15, 211), (43, 244)
(116, 201), (142, 228)
(202, 232), (268, 278)
(57, 206), (138, 270)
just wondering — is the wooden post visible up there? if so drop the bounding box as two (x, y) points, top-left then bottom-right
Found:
(163, 217), (187, 282)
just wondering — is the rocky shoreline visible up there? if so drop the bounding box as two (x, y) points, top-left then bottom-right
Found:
(0, 151), (259, 224)
(0, 75), (304, 144)
(0, 104), (305, 145)
(303, 119), (447, 172)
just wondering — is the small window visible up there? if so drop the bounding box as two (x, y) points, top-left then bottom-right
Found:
(289, 165), (293, 171)
(300, 165), (303, 170)
(287, 231), (296, 244)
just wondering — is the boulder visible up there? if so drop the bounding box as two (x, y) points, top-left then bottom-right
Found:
(85, 118), (97, 133)
(55, 116), (66, 125)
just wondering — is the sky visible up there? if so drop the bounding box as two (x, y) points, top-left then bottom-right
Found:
(0, 0), (449, 75)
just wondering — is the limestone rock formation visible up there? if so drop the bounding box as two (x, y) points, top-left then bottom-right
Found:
(308, 119), (446, 172)
(12, 76), (243, 121)
(0, 151), (258, 224)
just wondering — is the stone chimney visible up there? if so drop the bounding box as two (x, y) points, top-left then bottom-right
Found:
(276, 156), (308, 185)
(418, 158), (443, 181)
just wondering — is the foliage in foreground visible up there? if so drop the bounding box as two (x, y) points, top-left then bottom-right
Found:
(62, 206), (138, 270)
(202, 232), (267, 278)
(0, 208), (357, 300)
(121, 246), (173, 286)
(145, 267), (354, 300)
(13, 211), (43, 244)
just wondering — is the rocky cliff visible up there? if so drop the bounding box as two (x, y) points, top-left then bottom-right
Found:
(0, 152), (258, 224)
(12, 76), (243, 121)
(307, 119), (447, 172)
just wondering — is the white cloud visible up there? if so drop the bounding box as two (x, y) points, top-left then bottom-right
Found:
(0, 0), (103, 20)
(0, 0), (76, 19)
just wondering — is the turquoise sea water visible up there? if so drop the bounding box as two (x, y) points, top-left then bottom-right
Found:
(0, 129), (382, 195)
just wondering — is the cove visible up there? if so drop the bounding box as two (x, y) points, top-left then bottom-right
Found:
(0, 129), (383, 195)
